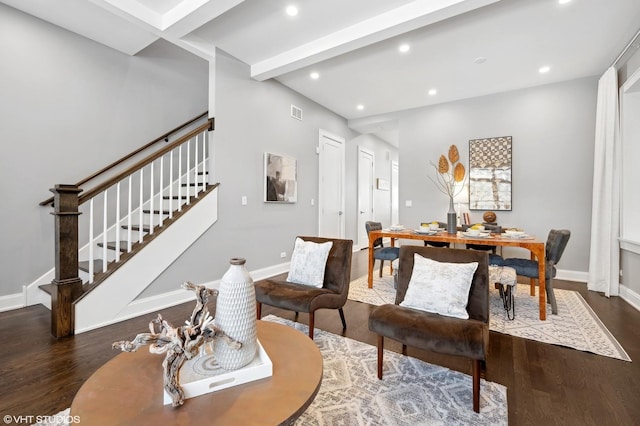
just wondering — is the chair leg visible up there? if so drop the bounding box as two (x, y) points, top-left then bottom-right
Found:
(377, 335), (384, 379)
(308, 312), (315, 340)
(338, 308), (347, 330)
(472, 359), (481, 413)
(256, 302), (262, 320)
(546, 278), (558, 315)
(379, 260), (384, 277)
(402, 344), (407, 356)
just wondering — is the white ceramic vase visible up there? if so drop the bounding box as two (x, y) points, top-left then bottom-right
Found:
(212, 258), (258, 370)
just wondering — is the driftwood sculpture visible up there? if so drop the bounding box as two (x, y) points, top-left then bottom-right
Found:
(112, 282), (241, 407)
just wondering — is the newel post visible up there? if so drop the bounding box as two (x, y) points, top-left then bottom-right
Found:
(49, 184), (83, 338)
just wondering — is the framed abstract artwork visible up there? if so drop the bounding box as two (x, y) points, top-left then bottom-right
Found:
(468, 136), (512, 211)
(264, 152), (297, 203)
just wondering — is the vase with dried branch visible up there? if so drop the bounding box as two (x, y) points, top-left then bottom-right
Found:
(112, 282), (242, 407)
(428, 144), (466, 234)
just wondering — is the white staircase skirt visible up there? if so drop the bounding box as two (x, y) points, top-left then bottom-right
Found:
(74, 187), (218, 333)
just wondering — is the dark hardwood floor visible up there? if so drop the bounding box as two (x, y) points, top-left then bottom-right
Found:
(1, 249), (639, 425)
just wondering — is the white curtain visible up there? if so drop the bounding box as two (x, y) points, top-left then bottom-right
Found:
(587, 67), (621, 297)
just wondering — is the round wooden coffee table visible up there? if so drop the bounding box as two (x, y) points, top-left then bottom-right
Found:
(71, 320), (322, 425)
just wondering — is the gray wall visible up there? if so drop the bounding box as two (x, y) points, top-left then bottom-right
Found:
(619, 46), (640, 295)
(397, 77), (598, 273)
(0, 2), (399, 300)
(139, 50), (366, 297)
(0, 1), (605, 300)
(0, 4), (207, 297)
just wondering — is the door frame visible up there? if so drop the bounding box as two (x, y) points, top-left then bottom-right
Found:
(357, 146), (375, 249)
(318, 129), (346, 238)
(391, 160), (399, 226)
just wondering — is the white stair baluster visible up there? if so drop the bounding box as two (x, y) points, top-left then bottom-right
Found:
(139, 167), (144, 243)
(194, 134), (199, 198)
(127, 175), (132, 252)
(178, 145), (182, 211)
(169, 150), (174, 219)
(102, 189), (108, 273)
(115, 182), (121, 262)
(159, 155), (164, 227)
(149, 161), (154, 235)
(89, 198), (94, 284)
(186, 139), (191, 205)
(202, 130), (207, 191)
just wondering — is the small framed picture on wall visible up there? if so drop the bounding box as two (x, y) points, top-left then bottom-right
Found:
(264, 152), (298, 203)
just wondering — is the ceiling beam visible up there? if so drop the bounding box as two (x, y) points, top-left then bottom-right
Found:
(251, 0), (500, 81)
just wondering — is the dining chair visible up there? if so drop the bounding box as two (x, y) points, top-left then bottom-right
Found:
(365, 221), (400, 277)
(423, 221), (450, 248)
(492, 229), (571, 315)
(462, 223), (502, 254)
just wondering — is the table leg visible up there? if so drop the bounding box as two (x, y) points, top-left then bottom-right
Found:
(532, 246), (546, 320)
(538, 257), (546, 321)
(530, 253), (536, 296)
(368, 236), (374, 289)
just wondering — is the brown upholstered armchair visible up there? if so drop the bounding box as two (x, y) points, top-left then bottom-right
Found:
(255, 236), (353, 339)
(368, 246), (489, 413)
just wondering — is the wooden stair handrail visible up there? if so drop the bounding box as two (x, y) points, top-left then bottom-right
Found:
(39, 112), (211, 206)
(77, 120), (212, 206)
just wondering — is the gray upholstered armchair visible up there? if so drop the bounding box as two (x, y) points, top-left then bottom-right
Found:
(369, 246), (489, 413)
(255, 236), (353, 339)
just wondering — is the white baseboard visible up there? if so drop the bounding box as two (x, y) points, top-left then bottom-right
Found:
(556, 269), (588, 283)
(0, 291), (24, 312)
(620, 285), (640, 312)
(75, 261), (290, 334)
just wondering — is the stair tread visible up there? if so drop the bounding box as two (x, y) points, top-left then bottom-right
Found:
(39, 283), (54, 295)
(97, 241), (129, 252)
(143, 209), (171, 214)
(79, 259), (108, 273)
(121, 224), (151, 232)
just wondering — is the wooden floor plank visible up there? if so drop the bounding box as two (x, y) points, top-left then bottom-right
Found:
(0, 249), (638, 424)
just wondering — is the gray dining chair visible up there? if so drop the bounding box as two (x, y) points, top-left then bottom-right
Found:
(423, 221), (450, 248)
(491, 229), (570, 315)
(366, 221), (400, 277)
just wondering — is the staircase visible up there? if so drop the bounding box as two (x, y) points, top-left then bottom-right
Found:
(34, 113), (218, 336)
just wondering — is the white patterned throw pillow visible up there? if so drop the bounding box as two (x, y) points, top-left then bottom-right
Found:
(400, 254), (478, 319)
(286, 238), (333, 287)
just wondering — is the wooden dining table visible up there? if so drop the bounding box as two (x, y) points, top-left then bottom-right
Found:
(368, 228), (549, 320)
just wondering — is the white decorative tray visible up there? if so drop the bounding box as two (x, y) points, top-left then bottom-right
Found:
(163, 339), (273, 405)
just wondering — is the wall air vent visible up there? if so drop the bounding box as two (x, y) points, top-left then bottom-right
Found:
(291, 104), (303, 120)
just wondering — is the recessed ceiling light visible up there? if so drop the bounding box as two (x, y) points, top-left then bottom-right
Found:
(310, 72), (319, 80)
(356, 104), (364, 111)
(474, 57), (487, 64)
(286, 5), (298, 16)
(399, 44), (410, 53)
(428, 89), (437, 96)
(558, 0), (571, 4)
(539, 66), (551, 74)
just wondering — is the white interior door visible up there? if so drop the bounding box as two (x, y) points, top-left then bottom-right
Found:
(357, 147), (375, 248)
(391, 160), (399, 225)
(319, 130), (345, 238)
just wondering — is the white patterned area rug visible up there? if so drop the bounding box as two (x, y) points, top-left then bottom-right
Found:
(349, 274), (631, 362)
(36, 316), (506, 426)
(263, 315), (508, 425)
